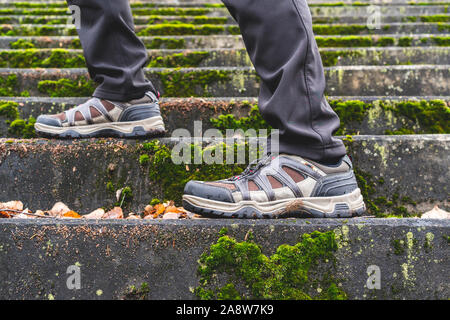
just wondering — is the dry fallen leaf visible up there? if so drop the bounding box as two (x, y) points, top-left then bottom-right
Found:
(62, 211), (82, 219)
(0, 201), (24, 211)
(422, 206), (450, 219)
(83, 208), (105, 220)
(126, 214), (141, 220)
(165, 206), (183, 214)
(143, 205), (154, 217)
(154, 204), (166, 217)
(163, 212), (180, 220)
(103, 207), (123, 219)
(49, 202), (71, 217)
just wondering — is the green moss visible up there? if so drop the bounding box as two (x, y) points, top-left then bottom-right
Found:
(0, 101), (20, 119)
(123, 282), (150, 300)
(420, 14), (450, 22)
(38, 78), (95, 97)
(195, 230), (346, 300)
(313, 24), (368, 35)
(138, 24), (224, 36)
(193, 16), (228, 25)
(392, 239), (405, 255)
(139, 154), (150, 166)
(315, 36), (396, 47)
(210, 102), (272, 134)
(150, 198), (161, 206)
(146, 37), (185, 49)
(437, 23), (450, 32)
(210, 99), (450, 137)
(9, 38), (35, 49)
(428, 36), (450, 46)
(8, 116), (36, 138)
(133, 8), (210, 16)
(148, 51), (209, 68)
(381, 100), (450, 134)
(141, 140), (246, 204)
(398, 37), (413, 47)
(0, 49), (85, 68)
(158, 69), (230, 97)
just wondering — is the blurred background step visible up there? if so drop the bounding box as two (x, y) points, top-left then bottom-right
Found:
(1, 23), (448, 36)
(0, 13), (448, 24)
(1, 97), (448, 137)
(0, 5), (448, 17)
(1, 34), (448, 49)
(0, 66), (448, 97)
(0, 135), (447, 215)
(0, 47), (448, 68)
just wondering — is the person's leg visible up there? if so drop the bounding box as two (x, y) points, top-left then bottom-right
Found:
(35, 0), (165, 138)
(183, 0), (365, 218)
(67, 0), (155, 101)
(223, 0), (346, 163)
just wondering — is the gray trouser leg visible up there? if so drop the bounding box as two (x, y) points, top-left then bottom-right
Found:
(223, 0), (346, 162)
(70, 0), (345, 162)
(67, 0), (155, 101)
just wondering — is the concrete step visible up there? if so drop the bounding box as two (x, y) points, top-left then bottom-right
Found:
(3, 0), (449, 5)
(1, 14), (448, 25)
(2, 34), (448, 50)
(0, 218), (448, 300)
(0, 5), (448, 17)
(0, 47), (448, 68)
(0, 66), (448, 97)
(1, 97), (448, 137)
(0, 135), (447, 216)
(1, 23), (448, 36)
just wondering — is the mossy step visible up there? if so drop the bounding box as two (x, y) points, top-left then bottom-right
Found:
(0, 5), (447, 17)
(0, 135), (447, 216)
(0, 65), (448, 97)
(0, 219), (449, 300)
(1, 1), (448, 8)
(1, 23), (448, 36)
(1, 97), (448, 139)
(2, 34), (448, 50)
(0, 47), (449, 68)
(2, 13), (448, 25)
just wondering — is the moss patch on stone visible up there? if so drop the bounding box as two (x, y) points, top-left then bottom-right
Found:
(0, 101), (37, 138)
(137, 23), (225, 36)
(210, 99), (450, 136)
(195, 230), (346, 300)
(37, 78), (95, 97)
(141, 140), (246, 204)
(0, 49), (85, 68)
(158, 69), (231, 97)
(148, 51), (210, 68)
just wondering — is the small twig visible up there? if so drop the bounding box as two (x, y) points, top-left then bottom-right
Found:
(0, 209), (52, 219)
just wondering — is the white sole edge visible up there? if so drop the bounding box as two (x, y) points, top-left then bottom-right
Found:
(35, 116), (165, 135)
(183, 188), (365, 215)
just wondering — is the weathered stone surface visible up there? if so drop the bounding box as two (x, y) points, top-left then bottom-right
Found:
(1, 96), (449, 137)
(1, 65), (449, 97)
(0, 218), (448, 300)
(0, 135), (447, 213)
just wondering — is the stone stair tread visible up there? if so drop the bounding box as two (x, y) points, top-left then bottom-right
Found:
(0, 135), (447, 215)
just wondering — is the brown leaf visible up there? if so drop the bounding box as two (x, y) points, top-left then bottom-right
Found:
(126, 214), (141, 220)
(0, 211), (11, 218)
(84, 208), (105, 220)
(62, 211), (82, 219)
(165, 206), (183, 214)
(49, 202), (70, 217)
(0, 201), (23, 211)
(103, 207), (123, 219)
(163, 212), (180, 220)
(143, 205), (154, 217)
(154, 204), (165, 217)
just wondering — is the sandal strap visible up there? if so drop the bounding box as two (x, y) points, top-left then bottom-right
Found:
(65, 98), (113, 126)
